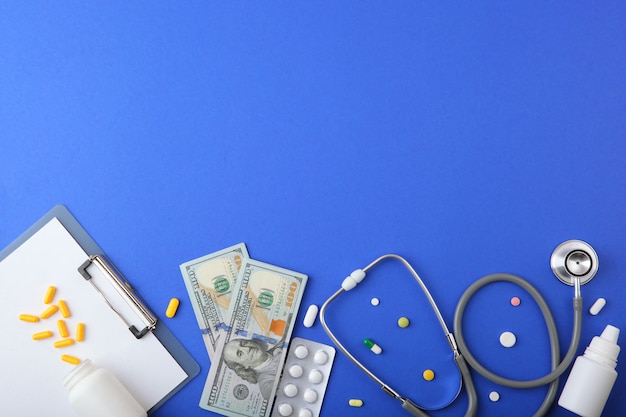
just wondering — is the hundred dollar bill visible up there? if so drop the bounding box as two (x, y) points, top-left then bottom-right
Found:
(200, 259), (308, 417)
(180, 243), (249, 360)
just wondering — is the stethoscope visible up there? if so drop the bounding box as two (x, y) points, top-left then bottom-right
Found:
(319, 240), (599, 417)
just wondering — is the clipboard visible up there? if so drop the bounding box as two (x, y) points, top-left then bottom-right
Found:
(0, 205), (199, 416)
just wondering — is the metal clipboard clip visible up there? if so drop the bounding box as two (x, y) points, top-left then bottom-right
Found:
(78, 255), (157, 339)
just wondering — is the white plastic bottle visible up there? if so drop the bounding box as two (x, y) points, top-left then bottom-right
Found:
(558, 325), (620, 417)
(63, 359), (147, 417)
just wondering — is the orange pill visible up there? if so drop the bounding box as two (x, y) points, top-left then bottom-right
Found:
(76, 323), (85, 342)
(58, 300), (71, 318)
(32, 330), (54, 340)
(54, 338), (75, 348)
(61, 355), (81, 365)
(57, 320), (69, 338)
(19, 314), (40, 323)
(43, 286), (56, 304)
(166, 298), (180, 318)
(40, 305), (59, 319)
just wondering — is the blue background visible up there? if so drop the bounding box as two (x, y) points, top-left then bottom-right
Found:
(1, 2), (625, 416)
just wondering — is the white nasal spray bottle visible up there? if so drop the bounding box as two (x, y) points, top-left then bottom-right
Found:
(558, 325), (620, 417)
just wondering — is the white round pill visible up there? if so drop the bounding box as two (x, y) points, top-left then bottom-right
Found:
(278, 403), (293, 416)
(499, 331), (517, 348)
(489, 391), (500, 402)
(283, 383), (298, 398)
(294, 345), (309, 359)
(313, 350), (328, 365)
(289, 364), (304, 378)
(308, 369), (324, 384)
(303, 388), (318, 403)
(299, 408), (313, 417)
(371, 297), (380, 306)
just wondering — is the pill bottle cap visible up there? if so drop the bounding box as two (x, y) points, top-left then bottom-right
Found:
(584, 325), (621, 368)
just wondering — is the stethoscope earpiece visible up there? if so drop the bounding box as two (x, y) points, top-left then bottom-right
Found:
(550, 240), (599, 286)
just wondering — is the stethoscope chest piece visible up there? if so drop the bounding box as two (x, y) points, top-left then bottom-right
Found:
(551, 240), (599, 286)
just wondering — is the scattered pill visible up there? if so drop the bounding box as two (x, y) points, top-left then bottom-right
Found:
(302, 304), (319, 328)
(370, 297), (380, 306)
(308, 369), (323, 384)
(43, 286), (56, 304)
(283, 383), (298, 398)
(499, 331), (517, 348)
(489, 391), (500, 402)
(54, 338), (75, 348)
(278, 403), (293, 416)
(76, 323), (86, 342)
(398, 317), (410, 328)
(423, 369), (435, 381)
(165, 297), (180, 318)
(313, 350), (329, 365)
(32, 330), (54, 340)
(58, 300), (71, 318)
(19, 314), (40, 323)
(57, 320), (69, 338)
(289, 364), (303, 378)
(40, 305), (59, 319)
(363, 338), (382, 354)
(303, 388), (318, 403)
(589, 298), (606, 315)
(510, 297), (521, 307)
(61, 355), (81, 365)
(294, 345), (309, 359)
(349, 399), (364, 407)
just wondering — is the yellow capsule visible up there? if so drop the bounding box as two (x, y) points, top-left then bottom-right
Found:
(58, 300), (71, 318)
(32, 330), (54, 340)
(19, 314), (40, 323)
(40, 305), (59, 319)
(61, 355), (81, 365)
(57, 320), (69, 338)
(54, 338), (75, 348)
(43, 286), (56, 304)
(349, 399), (364, 407)
(165, 298), (180, 318)
(76, 323), (85, 342)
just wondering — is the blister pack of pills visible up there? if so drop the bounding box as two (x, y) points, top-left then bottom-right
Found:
(272, 337), (336, 417)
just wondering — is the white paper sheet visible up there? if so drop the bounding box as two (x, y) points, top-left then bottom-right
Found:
(0, 218), (188, 416)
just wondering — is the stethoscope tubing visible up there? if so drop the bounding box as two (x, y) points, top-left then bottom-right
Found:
(320, 254), (583, 417)
(453, 273), (583, 417)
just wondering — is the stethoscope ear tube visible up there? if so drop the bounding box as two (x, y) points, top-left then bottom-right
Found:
(320, 255), (468, 417)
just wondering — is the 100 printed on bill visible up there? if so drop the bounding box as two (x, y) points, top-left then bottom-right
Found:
(199, 259), (307, 417)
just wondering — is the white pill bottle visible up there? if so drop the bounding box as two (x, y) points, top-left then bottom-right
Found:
(558, 325), (620, 417)
(63, 359), (147, 417)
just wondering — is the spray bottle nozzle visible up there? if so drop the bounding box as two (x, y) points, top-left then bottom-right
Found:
(600, 325), (620, 344)
(587, 324), (621, 368)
